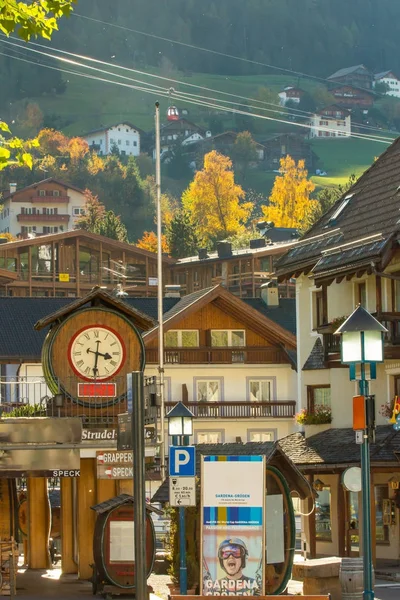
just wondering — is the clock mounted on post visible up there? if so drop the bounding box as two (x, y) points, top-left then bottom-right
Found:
(36, 290), (152, 408)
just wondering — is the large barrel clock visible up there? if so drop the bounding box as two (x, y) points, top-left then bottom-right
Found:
(42, 307), (145, 408)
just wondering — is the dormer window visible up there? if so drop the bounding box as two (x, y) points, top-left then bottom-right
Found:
(327, 193), (353, 225)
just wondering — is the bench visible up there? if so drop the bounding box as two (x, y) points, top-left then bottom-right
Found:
(170, 594), (331, 600)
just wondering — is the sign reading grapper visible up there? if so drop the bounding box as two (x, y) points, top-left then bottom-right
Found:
(201, 456), (265, 596)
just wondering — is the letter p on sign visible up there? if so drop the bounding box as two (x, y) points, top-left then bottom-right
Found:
(169, 446), (196, 476)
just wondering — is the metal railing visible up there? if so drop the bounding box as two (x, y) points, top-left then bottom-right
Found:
(146, 346), (289, 364)
(164, 400), (296, 418)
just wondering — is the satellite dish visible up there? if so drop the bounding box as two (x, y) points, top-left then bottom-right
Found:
(342, 467), (362, 492)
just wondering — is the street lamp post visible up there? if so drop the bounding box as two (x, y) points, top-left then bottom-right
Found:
(166, 402), (195, 595)
(335, 305), (387, 600)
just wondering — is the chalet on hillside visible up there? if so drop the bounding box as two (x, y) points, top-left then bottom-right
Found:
(374, 70), (400, 98)
(192, 131), (266, 161)
(81, 122), (144, 156)
(278, 86), (305, 106)
(327, 64), (374, 90)
(0, 178), (87, 238)
(308, 105), (351, 139)
(330, 84), (376, 110)
(260, 133), (316, 170)
(152, 118), (211, 158)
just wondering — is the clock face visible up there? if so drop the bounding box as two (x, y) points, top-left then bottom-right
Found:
(68, 325), (126, 381)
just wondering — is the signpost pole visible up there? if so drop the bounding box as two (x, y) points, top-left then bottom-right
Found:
(131, 371), (147, 600)
(179, 435), (188, 595)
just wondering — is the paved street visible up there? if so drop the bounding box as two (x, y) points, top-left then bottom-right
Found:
(12, 565), (400, 599)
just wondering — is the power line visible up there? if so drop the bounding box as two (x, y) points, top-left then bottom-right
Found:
(21, 37), (396, 137)
(0, 44), (392, 144)
(2, 36), (396, 140)
(72, 11), (384, 97)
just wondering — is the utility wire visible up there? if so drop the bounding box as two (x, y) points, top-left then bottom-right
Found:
(7, 35), (394, 138)
(1, 38), (395, 143)
(0, 45), (392, 144)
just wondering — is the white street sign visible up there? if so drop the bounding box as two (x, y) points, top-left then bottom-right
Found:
(169, 476), (196, 507)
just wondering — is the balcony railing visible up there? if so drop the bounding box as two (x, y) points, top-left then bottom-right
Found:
(164, 400), (296, 418)
(17, 213), (70, 222)
(147, 346), (289, 364)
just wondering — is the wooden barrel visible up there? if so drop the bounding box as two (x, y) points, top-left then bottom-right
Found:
(93, 503), (155, 589)
(339, 557), (374, 600)
(0, 479), (18, 541)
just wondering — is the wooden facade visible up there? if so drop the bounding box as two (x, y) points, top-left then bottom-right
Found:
(331, 85), (375, 109)
(0, 230), (174, 297)
(261, 133), (315, 171)
(171, 242), (297, 298)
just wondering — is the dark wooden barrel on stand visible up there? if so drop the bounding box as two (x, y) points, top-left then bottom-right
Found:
(91, 494), (161, 591)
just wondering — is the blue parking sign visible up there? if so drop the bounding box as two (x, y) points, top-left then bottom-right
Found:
(169, 446), (196, 476)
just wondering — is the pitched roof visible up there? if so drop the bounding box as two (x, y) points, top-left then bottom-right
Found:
(317, 104), (351, 117)
(302, 338), (326, 370)
(81, 122), (145, 137)
(275, 135), (400, 280)
(2, 178), (85, 200)
(375, 71), (399, 80)
(0, 296), (178, 361)
(328, 64), (371, 79)
(243, 298), (296, 335)
(176, 239), (297, 265)
(151, 441), (310, 503)
(279, 426), (400, 468)
(143, 285), (297, 350)
(34, 287), (155, 331)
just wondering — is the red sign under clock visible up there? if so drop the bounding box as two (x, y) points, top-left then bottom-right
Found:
(78, 383), (117, 397)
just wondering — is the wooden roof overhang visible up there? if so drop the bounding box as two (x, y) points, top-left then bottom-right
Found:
(143, 285), (296, 350)
(0, 230), (176, 264)
(34, 287), (155, 332)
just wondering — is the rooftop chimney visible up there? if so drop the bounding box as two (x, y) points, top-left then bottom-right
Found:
(260, 281), (279, 307)
(9, 183), (17, 194)
(249, 238), (266, 249)
(216, 241), (232, 259)
(198, 248), (209, 260)
(165, 284), (182, 298)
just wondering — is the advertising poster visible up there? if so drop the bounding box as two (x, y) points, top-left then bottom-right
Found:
(201, 455), (265, 596)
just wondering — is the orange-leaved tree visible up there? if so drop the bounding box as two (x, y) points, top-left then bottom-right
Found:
(182, 150), (253, 246)
(136, 231), (169, 253)
(262, 155), (318, 229)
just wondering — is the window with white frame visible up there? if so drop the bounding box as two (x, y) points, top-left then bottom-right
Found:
(247, 430), (276, 442)
(211, 330), (245, 346)
(195, 430), (224, 444)
(39, 190), (46, 197)
(196, 379), (221, 402)
(165, 330), (199, 347)
(248, 379), (271, 402)
(73, 207), (85, 216)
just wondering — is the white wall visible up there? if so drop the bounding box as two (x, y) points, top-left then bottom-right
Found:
(84, 124), (140, 156)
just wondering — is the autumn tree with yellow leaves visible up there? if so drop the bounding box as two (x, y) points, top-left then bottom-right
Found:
(182, 151), (253, 246)
(262, 155), (318, 230)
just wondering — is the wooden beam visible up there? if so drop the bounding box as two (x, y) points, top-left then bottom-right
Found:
(308, 475), (316, 558)
(77, 458), (96, 579)
(337, 473), (346, 557)
(76, 236), (80, 296)
(27, 477), (51, 568)
(60, 478), (77, 574)
(376, 275), (382, 314)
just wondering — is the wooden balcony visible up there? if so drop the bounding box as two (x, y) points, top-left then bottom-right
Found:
(146, 346), (289, 364)
(30, 195), (70, 203)
(164, 400), (296, 418)
(17, 213), (70, 222)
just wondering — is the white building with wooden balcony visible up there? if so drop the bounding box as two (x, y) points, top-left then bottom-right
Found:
(0, 178), (87, 238)
(0, 284), (298, 448)
(275, 135), (400, 563)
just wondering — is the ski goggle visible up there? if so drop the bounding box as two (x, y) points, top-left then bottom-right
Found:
(219, 546), (242, 559)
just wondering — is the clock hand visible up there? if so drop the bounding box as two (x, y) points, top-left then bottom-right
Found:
(86, 347), (113, 360)
(93, 341), (100, 376)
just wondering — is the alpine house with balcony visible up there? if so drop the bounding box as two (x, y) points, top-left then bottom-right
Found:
(0, 179), (87, 238)
(274, 136), (400, 560)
